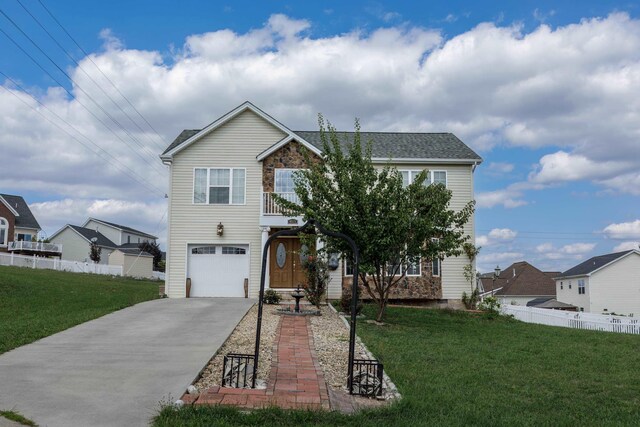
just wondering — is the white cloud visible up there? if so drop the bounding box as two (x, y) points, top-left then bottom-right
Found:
(613, 241), (640, 252)
(476, 188), (527, 209)
(2, 13), (640, 243)
(533, 241), (596, 260)
(529, 151), (632, 185)
(487, 162), (514, 174)
(603, 220), (640, 239)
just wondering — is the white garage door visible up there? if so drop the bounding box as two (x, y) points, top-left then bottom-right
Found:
(187, 244), (249, 297)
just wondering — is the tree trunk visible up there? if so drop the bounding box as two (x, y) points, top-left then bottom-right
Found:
(375, 298), (386, 322)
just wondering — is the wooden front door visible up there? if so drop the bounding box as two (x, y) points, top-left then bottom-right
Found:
(269, 238), (306, 288)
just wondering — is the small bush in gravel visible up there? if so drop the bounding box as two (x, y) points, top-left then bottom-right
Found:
(263, 289), (282, 305)
(302, 255), (330, 308)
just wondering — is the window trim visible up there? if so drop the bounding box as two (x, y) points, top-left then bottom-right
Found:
(432, 258), (441, 277)
(193, 167), (247, 205)
(398, 169), (447, 188)
(405, 256), (422, 277)
(274, 168), (302, 194)
(431, 170), (448, 187)
(0, 217), (7, 247)
(578, 279), (586, 295)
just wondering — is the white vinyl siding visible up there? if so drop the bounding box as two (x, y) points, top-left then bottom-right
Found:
(589, 252), (640, 316)
(166, 109), (287, 298)
(109, 250), (153, 279)
(50, 227), (113, 264)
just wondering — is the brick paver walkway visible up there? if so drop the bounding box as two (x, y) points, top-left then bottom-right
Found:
(184, 314), (331, 410)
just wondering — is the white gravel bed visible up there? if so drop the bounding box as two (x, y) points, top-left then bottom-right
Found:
(194, 304), (280, 390)
(309, 306), (369, 390)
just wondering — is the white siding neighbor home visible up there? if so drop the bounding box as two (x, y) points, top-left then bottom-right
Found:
(160, 101), (482, 305)
(50, 218), (158, 277)
(555, 250), (640, 316)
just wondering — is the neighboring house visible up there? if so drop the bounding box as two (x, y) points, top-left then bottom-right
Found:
(0, 193), (61, 256)
(50, 224), (118, 264)
(50, 218), (157, 277)
(160, 101), (482, 303)
(555, 250), (640, 316)
(478, 261), (558, 306)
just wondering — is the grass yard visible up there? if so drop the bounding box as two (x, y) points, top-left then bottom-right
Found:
(154, 305), (640, 426)
(0, 265), (159, 354)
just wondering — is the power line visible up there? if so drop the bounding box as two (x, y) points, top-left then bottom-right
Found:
(14, 0), (167, 152)
(35, 0), (167, 149)
(0, 23), (167, 175)
(0, 71), (166, 197)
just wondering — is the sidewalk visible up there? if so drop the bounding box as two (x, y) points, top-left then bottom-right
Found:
(186, 314), (332, 410)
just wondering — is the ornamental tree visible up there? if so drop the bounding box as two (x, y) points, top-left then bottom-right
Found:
(276, 115), (475, 321)
(89, 239), (101, 263)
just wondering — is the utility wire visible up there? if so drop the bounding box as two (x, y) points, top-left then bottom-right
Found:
(0, 24), (166, 175)
(0, 9), (166, 175)
(0, 71), (166, 197)
(14, 0), (167, 152)
(35, 0), (167, 148)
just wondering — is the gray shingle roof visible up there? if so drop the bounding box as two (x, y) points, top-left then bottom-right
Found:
(90, 218), (158, 240)
(68, 225), (117, 248)
(162, 129), (482, 162)
(162, 129), (200, 155)
(294, 131), (482, 161)
(0, 194), (40, 229)
(557, 250), (635, 278)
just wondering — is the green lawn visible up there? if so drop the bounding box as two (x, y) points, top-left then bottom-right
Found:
(154, 305), (640, 426)
(0, 265), (159, 354)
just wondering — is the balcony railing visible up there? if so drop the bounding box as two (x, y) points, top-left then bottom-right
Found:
(262, 192), (300, 215)
(8, 241), (63, 253)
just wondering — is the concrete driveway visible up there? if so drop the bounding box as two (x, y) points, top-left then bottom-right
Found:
(0, 298), (254, 427)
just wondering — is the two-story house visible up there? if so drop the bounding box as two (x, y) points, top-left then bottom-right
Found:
(0, 193), (62, 256)
(50, 218), (158, 265)
(555, 249), (640, 316)
(160, 102), (482, 304)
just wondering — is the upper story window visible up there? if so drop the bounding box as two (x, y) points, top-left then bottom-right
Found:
(275, 169), (299, 194)
(17, 233), (32, 242)
(400, 170), (446, 188)
(0, 217), (7, 246)
(194, 168), (246, 205)
(578, 279), (586, 294)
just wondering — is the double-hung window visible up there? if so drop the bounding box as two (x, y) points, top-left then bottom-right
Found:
(405, 256), (421, 276)
(194, 168), (246, 204)
(432, 259), (440, 277)
(400, 169), (446, 187)
(578, 279), (586, 295)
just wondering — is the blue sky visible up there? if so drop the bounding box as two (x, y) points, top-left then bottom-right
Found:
(1, 0), (639, 273)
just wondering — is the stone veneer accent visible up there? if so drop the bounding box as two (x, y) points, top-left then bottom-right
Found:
(262, 140), (321, 192)
(342, 259), (443, 300)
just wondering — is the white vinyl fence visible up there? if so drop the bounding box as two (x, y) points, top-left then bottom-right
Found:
(501, 304), (640, 335)
(151, 271), (165, 281)
(0, 252), (122, 276)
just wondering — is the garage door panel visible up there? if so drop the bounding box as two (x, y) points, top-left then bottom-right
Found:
(188, 244), (249, 297)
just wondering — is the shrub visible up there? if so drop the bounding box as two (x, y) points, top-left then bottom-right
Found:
(340, 288), (363, 316)
(479, 296), (501, 319)
(302, 255), (330, 308)
(262, 289), (282, 305)
(462, 288), (480, 310)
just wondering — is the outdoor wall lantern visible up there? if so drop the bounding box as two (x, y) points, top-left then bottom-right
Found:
(217, 222), (224, 236)
(328, 253), (339, 270)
